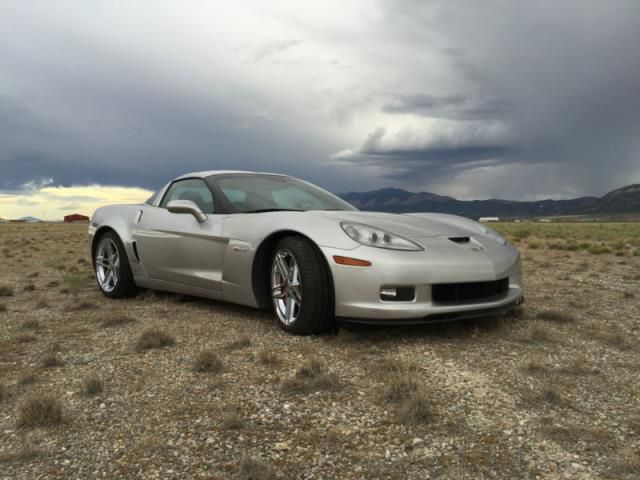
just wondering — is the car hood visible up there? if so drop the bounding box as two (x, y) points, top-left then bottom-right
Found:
(309, 211), (482, 239)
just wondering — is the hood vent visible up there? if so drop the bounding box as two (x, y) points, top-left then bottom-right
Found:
(449, 236), (470, 244)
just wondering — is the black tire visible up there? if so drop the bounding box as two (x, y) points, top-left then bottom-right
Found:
(271, 236), (334, 335)
(94, 231), (138, 299)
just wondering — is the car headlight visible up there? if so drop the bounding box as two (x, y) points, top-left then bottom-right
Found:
(482, 226), (508, 246)
(340, 222), (424, 251)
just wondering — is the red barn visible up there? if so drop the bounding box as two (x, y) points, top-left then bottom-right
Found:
(64, 213), (90, 223)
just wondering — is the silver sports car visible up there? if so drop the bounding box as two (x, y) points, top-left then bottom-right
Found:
(89, 171), (523, 334)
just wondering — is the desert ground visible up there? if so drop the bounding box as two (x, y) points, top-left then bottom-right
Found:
(0, 222), (639, 479)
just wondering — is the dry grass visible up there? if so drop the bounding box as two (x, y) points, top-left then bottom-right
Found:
(523, 360), (549, 375)
(380, 372), (434, 425)
(585, 326), (635, 351)
(296, 357), (324, 379)
(41, 352), (64, 368)
(281, 357), (339, 394)
(0, 444), (41, 464)
(257, 349), (281, 366)
(0, 285), (14, 297)
(20, 319), (40, 330)
(67, 300), (98, 311)
(18, 372), (37, 386)
(193, 349), (223, 373)
(369, 357), (416, 377)
(16, 334), (37, 344)
(539, 383), (564, 406)
(82, 374), (104, 396)
(0, 383), (9, 403)
(135, 328), (175, 351)
(0, 303), (7, 313)
(382, 374), (420, 403)
(220, 409), (245, 430)
(35, 298), (49, 309)
(609, 449), (640, 477)
(543, 425), (611, 448)
(101, 315), (135, 328)
(17, 395), (64, 428)
(23, 283), (36, 292)
(536, 310), (576, 323)
(396, 393), (434, 424)
(236, 457), (276, 480)
(225, 336), (251, 351)
(521, 324), (555, 343)
(61, 272), (87, 295)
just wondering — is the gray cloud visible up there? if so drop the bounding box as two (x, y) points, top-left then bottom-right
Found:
(382, 94), (511, 121)
(335, 0), (640, 198)
(1, 1), (639, 201)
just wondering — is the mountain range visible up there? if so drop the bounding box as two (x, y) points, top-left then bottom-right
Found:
(339, 184), (640, 218)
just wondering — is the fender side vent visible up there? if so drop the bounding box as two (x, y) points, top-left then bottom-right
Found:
(449, 236), (470, 244)
(132, 241), (141, 262)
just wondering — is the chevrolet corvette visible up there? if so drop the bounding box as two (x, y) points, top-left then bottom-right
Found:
(89, 171), (523, 334)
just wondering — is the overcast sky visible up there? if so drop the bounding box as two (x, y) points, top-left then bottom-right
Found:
(1, 1), (640, 218)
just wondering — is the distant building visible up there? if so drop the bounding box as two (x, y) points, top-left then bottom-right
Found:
(479, 217), (500, 223)
(64, 213), (90, 223)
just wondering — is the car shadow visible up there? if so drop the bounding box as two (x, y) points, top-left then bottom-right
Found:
(334, 308), (525, 344)
(135, 288), (525, 342)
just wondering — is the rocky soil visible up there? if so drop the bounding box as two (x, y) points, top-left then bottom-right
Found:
(0, 223), (639, 479)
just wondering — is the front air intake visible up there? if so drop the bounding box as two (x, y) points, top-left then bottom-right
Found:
(432, 278), (509, 304)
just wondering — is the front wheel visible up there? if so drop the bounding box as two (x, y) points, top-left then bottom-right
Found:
(270, 236), (334, 335)
(94, 232), (137, 298)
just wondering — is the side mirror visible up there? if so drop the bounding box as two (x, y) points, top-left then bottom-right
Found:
(167, 200), (207, 223)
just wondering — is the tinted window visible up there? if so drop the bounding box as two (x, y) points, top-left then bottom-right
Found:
(160, 179), (215, 213)
(214, 175), (356, 212)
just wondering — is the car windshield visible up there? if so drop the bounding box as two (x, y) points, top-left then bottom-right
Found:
(212, 175), (357, 213)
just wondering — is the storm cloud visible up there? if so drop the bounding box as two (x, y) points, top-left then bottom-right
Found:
(1, 0), (640, 208)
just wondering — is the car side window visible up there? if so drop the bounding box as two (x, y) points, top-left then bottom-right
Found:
(160, 179), (215, 213)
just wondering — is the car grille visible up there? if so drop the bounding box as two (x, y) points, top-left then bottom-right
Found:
(432, 278), (509, 304)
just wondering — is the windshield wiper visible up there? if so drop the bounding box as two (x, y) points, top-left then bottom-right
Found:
(243, 208), (305, 213)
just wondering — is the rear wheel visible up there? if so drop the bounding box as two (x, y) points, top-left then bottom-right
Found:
(94, 231), (137, 298)
(270, 236), (334, 335)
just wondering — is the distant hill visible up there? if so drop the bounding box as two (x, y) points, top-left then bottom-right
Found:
(18, 216), (42, 223)
(339, 184), (640, 218)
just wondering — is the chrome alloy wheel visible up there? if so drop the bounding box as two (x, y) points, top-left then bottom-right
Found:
(271, 249), (302, 325)
(96, 238), (120, 293)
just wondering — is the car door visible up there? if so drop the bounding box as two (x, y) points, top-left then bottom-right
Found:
(133, 178), (225, 293)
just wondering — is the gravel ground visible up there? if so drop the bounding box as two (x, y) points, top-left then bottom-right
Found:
(0, 223), (639, 479)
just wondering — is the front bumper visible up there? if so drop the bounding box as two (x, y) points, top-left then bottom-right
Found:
(319, 242), (523, 322)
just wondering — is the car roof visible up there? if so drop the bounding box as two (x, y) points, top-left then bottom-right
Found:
(175, 170), (287, 180)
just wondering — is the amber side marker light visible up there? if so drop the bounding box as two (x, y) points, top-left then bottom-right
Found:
(333, 256), (372, 267)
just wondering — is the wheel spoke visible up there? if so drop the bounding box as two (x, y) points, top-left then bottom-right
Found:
(106, 270), (114, 287)
(290, 284), (302, 303)
(288, 261), (299, 284)
(272, 285), (285, 299)
(275, 253), (289, 280)
(285, 296), (295, 324)
(96, 256), (109, 268)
